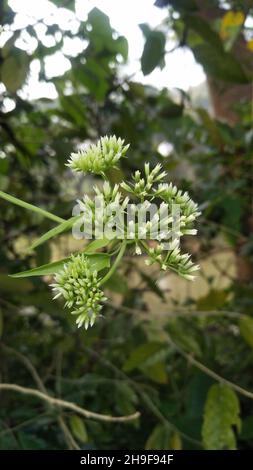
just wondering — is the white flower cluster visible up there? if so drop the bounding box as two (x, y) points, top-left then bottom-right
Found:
(77, 181), (129, 234)
(145, 240), (199, 281)
(121, 163), (167, 200)
(51, 254), (106, 329)
(66, 135), (129, 176)
(155, 182), (201, 219)
(120, 163), (201, 279)
(52, 136), (201, 329)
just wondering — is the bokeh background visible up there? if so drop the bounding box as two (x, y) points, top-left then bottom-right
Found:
(1, 0), (253, 450)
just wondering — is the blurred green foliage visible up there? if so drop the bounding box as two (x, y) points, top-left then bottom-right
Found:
(1, 0), (253, 450)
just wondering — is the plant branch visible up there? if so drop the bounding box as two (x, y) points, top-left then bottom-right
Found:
(167, 336), (253, 401)
(0, 383), (140, 422)
(84, 346), (202, 447)
(104, 300), (244, 320)
(101, 240), (127, 285)
(1, 344), (47, 394)
(1, 344), (80, 449)
(57, 415), (80, 450)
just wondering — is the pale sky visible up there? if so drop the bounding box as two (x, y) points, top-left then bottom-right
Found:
(4, 0), (206, 100)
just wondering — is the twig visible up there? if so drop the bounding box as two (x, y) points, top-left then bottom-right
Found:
(1, 344), (47, 394)
(0, 383), (140, 422)
(137, 386), (202, 447)
(1, 342), (139, 453)
(99, 305), (253, 401)
(104, 300), (244, 320)
(1, 344), (80, 449)
(84, 346), (202, 447)
(57, 415), (80, 450)
(167, 337), (253, 401)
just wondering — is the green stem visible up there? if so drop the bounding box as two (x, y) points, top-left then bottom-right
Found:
(0, 190), (65, 224)
(100, 240), (127, 286)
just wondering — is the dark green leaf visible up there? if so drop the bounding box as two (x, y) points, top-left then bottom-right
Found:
(141, 31), (166, 75)
(88, 7), (111, 38)
(139, 270), (165, 300)
(123, 342), (165, 372)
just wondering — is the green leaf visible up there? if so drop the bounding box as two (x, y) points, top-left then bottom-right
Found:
(88, 7), (111, 38)
(84, 238), (110, 253)
(139, 23), (151, 38)
(115, 36), (128, 61)
(115, 382), (138, 408)
(193, 43), (249, 84)
(50, 0), (75, 11)
(123, 342), (164, 372)
(30, 216), (81, 251)
(141, 361), (168, 384)
(74, 59), (109, 101)
(141, 31), (166, 75)
(202, 384), (241, 450)
(2, 32), (20, 58)
(186, 373), (213, 420)
(114, 382), (138, 415)
(1, 51), (30, 93)
(0, 190), (64, 224)
(69, 415), (88, 443)
(167, 320), (202, 356)
(169, 432), (182, 450)
(17, 431), (47, 450)
(139, 270), (165, 300)
(145, 424), (171, 450)
(239, 315), (253, 349)
(10, 253), (110, 278)
(10, 258), (70, 278)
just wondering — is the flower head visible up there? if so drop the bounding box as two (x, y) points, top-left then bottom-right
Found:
(155, 183), (201, 220)
(121, 163), (167, 199)
(146, 240), (200, 281)
(66, 135), (129, 176)
(51, 254), (106, 329)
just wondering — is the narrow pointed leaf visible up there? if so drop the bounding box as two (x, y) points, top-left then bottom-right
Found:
(0, 190), (64, 223)
(30, 215), (81, 250)
(84, 238), (110, 253)
(10, 253), (110, 278)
